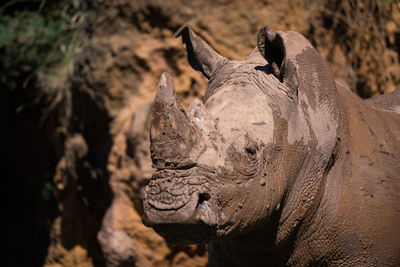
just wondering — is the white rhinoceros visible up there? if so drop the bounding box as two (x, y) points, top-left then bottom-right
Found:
(142, 25), (400, 266)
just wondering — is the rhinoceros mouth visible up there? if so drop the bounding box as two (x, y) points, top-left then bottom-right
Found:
(142, 169), (218, 243)
(147, 192), (191, 211)
(145, 168), (210, 207)
(146, 178), (196, 211)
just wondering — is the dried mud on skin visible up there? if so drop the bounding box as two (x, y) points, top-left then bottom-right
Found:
(43, 1), (400, 266)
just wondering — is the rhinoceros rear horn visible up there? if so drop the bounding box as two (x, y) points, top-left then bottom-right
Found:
(175, 24), (225, 79)
(257, 25), (286, 80)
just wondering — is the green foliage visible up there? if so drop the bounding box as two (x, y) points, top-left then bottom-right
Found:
(0, 3), (87, 263)
(0, 0), (87, 99)
(41, 180), (54, 201)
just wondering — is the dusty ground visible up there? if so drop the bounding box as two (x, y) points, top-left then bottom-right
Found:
(42, 0), (400, 266)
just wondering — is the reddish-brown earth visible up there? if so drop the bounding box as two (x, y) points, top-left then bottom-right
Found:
(40, 0), (399, 266)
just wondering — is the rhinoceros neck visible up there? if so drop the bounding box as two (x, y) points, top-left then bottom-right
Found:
(272, 46), (341, 246)
(286, 85), (400, 266)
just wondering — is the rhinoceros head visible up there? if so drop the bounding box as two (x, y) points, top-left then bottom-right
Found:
(142, 25), (339, 244)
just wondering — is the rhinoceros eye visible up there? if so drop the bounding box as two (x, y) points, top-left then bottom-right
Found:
(245, 147), (256, 156)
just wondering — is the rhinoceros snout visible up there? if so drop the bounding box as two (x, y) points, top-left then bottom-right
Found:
(142, 169), (218, 243)
(145, 176), (195, 211)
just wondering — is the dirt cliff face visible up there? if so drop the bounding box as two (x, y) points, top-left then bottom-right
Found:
(307, 1), (400, 98)
(43, 0), (400, 266)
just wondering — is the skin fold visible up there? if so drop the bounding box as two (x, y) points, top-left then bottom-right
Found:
(142, 25), (400, 266)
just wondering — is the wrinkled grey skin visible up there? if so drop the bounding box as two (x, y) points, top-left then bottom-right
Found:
(142, 25), (400, 266)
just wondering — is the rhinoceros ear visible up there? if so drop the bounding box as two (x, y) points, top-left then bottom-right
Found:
(257, 26), (287, 81)
(175, 25), (225, 79)
(257, 25), (305, 91)
(257, 25), (338, 98)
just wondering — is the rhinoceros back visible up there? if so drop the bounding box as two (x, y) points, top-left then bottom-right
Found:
(366, 88), (400, 114)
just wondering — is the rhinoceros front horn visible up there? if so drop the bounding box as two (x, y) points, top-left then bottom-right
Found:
(150, 72), (200, 169)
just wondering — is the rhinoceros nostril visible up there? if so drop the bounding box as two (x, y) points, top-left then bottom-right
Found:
(198, 193), (210, 205)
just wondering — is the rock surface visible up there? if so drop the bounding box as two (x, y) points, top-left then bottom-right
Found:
(43, 0), (400, 266)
